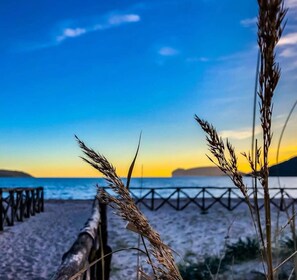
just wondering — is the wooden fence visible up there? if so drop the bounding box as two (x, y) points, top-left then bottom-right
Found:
(0, 187), (44, 231)
(119, 186), (297, 212)
(53, 198), (112, 280)
(52, 186), (297, 279)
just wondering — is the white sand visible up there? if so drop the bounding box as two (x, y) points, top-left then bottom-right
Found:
(0, 200), (292, 279)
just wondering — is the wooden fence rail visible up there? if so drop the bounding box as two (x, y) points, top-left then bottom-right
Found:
(97, 186), (297, 212)
(50, 186), (297, 279)
(53, 198), (112, 280)
(0, 187), (44, 231)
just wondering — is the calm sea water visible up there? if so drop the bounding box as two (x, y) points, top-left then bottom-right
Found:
(0, 176), (297, 200)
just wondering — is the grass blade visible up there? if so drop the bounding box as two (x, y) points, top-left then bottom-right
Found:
(126, 132), (142, 190)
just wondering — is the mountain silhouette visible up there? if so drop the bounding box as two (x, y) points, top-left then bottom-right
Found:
(0, 169), (33, 178)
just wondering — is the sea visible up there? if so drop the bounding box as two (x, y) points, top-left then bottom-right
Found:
(0, 176), (297, 200)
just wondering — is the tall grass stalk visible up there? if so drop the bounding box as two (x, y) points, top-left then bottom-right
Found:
(76, 136), (182, 280)
(258, 1), (287, 276)
(196, 0), (287, 279)
(274, 100), (297, 278)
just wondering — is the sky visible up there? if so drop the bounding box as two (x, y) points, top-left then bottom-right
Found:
(0, 0), (296, 177)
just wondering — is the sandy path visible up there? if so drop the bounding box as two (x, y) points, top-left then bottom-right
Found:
(0, 200), (291, 279)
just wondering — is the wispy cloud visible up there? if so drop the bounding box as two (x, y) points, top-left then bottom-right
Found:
(279, 47), (297, 57)
(17, 12), (141, 51)
(217, 45), (258, 61)
(186, 56), (209, 63)
(217, 114), (290, 141)
(56, 13), (140, 44)
(286, 0), (297, 8)
(274, 0), (297, 73)
(278, 32), (297, 46)
(277, 32), (297, 71)
(240, 17), (257, 28)
(107, 14), (140, 25)
(56, 27), (87, 42)
(158, 47), (179, 56)
(219, 126), (262, 140)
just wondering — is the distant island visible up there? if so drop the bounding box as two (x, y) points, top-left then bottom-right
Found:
(0, 170), (33, 178)
(172, 166), (228, 177)
(269, 156), (297, 176)
(172, 156), (297, 177)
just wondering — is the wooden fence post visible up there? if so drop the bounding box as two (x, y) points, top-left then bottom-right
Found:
(25, 190), (30, 218)
(19, 190), (24, 222)
(176, 188), (180, 210)
(151, 189), (155, 210)
(31, 189), (35, 216)
(36, 188), (40, 213)
(40, 187), (44, 212)
(9, 190), (14, 226)
(201, 187), (208, 214)
(280, 188), (284, 211)
(0, 188), (3, 231)
(92, 201), (112, 280)
(227, 188), (232, 210)
(53, 198), (102, 280)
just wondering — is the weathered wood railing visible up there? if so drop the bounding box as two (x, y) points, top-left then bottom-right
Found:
(0, 187), (44, 231)
(104, 186), (297, 212)
(53, 198), (112, 280)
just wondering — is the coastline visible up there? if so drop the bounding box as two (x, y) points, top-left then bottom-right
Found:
(0, 199), (293, 279)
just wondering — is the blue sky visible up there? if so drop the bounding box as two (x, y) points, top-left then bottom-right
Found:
(0, 0), (296, 177)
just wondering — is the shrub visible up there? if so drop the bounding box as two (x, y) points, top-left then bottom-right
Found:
(179, 255), (228, 280)
(223, 237), (260, 264)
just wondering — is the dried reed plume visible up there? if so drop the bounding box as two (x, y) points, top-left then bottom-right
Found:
(196, 0), (287, 279)
(257, 0), (287, 277)
(75, 136), (182, 280)
(194, 117), (248, 198)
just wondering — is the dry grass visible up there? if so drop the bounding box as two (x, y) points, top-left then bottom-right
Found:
(72, 1), (292, 279)
(196, 0), (287, 279)
(76, 136), (182, 280)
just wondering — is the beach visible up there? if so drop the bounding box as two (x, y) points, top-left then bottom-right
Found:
(0, 199), (293, 280)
